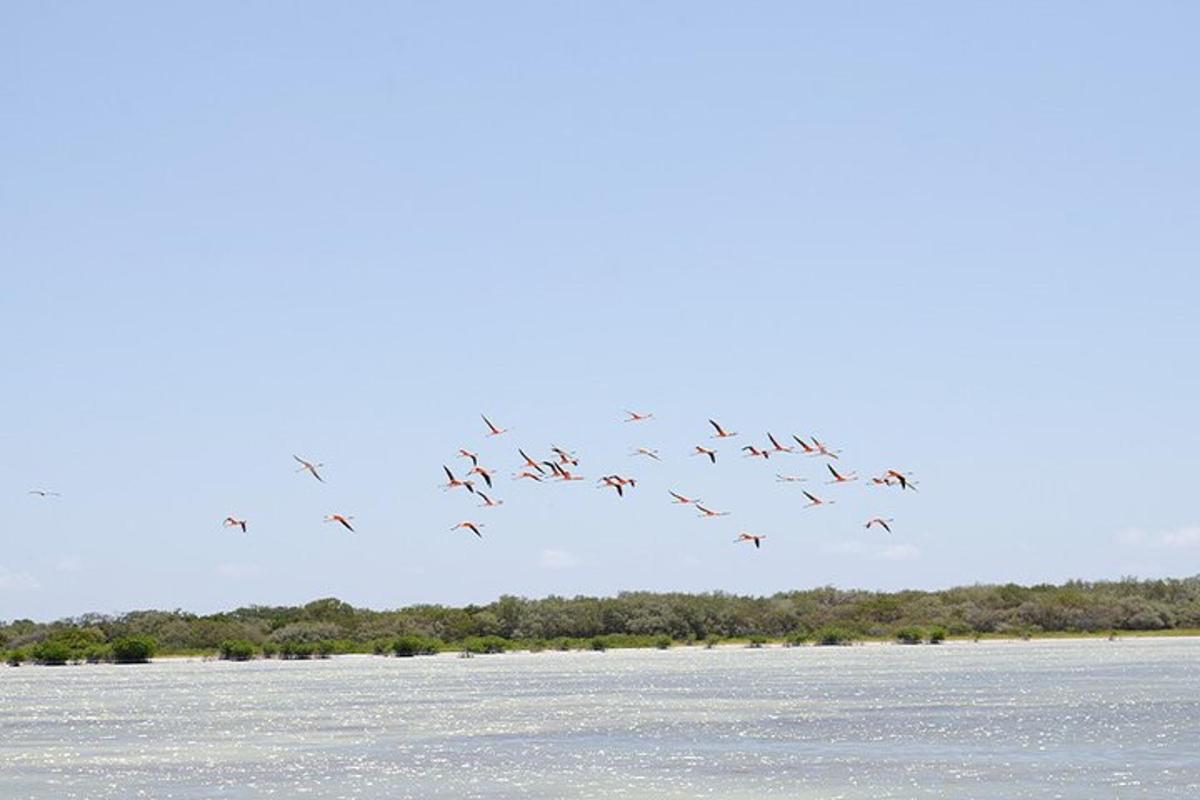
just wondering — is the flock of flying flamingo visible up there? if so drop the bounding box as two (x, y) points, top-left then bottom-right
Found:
(28, 412), (917, 551)
(436, 412), (917, 550)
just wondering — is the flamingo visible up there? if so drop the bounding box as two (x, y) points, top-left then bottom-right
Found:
(546, 462), (584, 481)
(518, 449), (546, 475)
(742, 445), (771, 460)
(481, 415), (508, 437)
(734, 532), (766, 549)
(791, 436), (817, 455)
(869, 475), (897, 487)
(477, 492), (504, 508)
(802, 490), (833, 509)
(223, 517), (247, 533)
(452, 521), (483, 538)
(865, 517), (894, 533)
(668, 490), (701, 505)
(692, 446), (717, 464)
(599, 475), (623, 496)
(775, 474), (807, 483)
(457, 449), (479, 466)
(811, 437), (841, 460)
(442, 465), (476, 494)
(599, 475), (636, 496)
(293, 455), (325, 483)
(468, 464), (495, 488)
(324, 514), (355, 532)
(767, 433), (794, 455)
(624, 410), (654, 422)
(551, 446), (579, 467)
(886, 470), (918, 491)
(826, 464), (858, 484)
(513, 471), (544, 482)
(28, 489), (61, 497)
(708, 419), (737, 439)
(695, 504), (730, 518)
(631, 447), (660, 460)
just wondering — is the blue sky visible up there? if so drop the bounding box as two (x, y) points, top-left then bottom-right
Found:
(3, 3), (1198, 620)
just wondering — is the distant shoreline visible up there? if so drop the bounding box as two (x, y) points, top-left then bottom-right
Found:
(7, 579), (1199, 667)
(9, 629), (1200, 669)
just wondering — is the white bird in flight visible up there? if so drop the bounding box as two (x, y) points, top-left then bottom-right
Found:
(293, 455), (325, 483)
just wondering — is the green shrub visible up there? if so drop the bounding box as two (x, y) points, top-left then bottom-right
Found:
(705, 634), (721, 649)
(219, 640), (257, 661)
(895, 627), (924, 645)
(6, 648), (28, 666)
(269, 621), (341, 646)
(27, 628), (107, 664)
(588, 634), (659, 649)
(784, 632), (809, 647)
(388, 638), (441, 657)
(261, 642), (279, 658)
(654, 635), (672, 650)
(550, 637), (572, 651)
(815, 627), (855, 646)
(31, 640), (73, 665)
(461, 636), (508, 654)
(392, 635), (428, 657)
(928, 626), (947, 644)
(589, 636), (608, 652)
(748, 635), (768, 649)
(83, 644), (112, 663)
(111, 635), (157, 664)
(481, 636), (507, 654)
(371, 639), (393, 656)
(280, 641), (316, 659)
(316, 640), (335, 658)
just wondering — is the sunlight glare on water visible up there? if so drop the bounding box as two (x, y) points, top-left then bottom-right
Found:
(2, 638), (1199, 799)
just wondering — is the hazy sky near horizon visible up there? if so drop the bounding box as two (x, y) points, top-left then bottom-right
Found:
(3, 3), (1199, 621)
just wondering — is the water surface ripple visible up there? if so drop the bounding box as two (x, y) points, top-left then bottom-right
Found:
(2, 638), (1198, 798)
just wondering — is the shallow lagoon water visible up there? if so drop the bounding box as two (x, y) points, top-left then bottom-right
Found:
(2, 638), (1198, 799)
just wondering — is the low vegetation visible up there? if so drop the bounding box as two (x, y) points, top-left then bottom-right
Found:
(815, 627), (856, 646)
(219, 640), (257, 661)
(4, 577), (1200, 665)
(390, 635), (441, 657)
(111, 635), (156, 663)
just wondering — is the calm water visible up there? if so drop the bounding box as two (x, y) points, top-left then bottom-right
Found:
(2, 639), (1198, 799)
